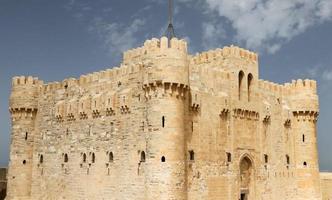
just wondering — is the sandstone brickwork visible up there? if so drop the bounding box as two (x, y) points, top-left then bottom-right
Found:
(6, 37), (324, 200)
(320, 173), (332, 200)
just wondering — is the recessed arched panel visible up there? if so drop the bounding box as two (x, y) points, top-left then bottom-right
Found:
(247, 73), (253, 102)
(239, 71), (245, 100)
(239, 156), (253, 200)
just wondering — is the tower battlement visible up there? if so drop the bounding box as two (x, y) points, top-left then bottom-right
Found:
(123, 37), (187, 64)
(10, 76), (42, 113)
(283, 79), (317, 95)
(12, 76), (42, 86)
(191, 45), (258, 65)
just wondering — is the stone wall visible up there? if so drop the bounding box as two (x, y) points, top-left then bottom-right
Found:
(320, 173), (332, 200)
(6, 37), (323, 200)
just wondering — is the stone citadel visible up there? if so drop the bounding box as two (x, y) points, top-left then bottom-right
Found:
(5, 36), (332, 200)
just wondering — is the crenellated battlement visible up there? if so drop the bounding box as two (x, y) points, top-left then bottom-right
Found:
(191, 45), (258, 65)
(42, 64), (144, 93)
(258, 80), (283, 95)
(283, 79), (317, 95)
(257, 79), (317, 97)
(12, 76), (43, 86)
(123, 37), (187, 64)
(10, 76), (42, 112)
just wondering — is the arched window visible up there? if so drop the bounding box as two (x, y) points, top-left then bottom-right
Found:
(39, 155), (44, 164)
(64, 154), (68, 163)
(109, 152), (114, 162)
(140, 151), (146, 162)
(227, 152), (232, 162)
(302, 134), (305, 142)
(238, 71), (245, 100)
(161, 156), (166, 162)
(162, 116), (165, 128)
(83, 153), (87, 163)
(25, 132), (28, 141)
(303, 161), (307, 167)
(92, 153), (95, 163)
(23, 160), (26, 165)
(286, 155), (290, 165)
(189, 150), (195, 161)
(248, 73), (253, 102)
(264, 154), (268, 164)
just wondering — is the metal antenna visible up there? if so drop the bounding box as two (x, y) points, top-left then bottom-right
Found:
(165, 0), (176, 40)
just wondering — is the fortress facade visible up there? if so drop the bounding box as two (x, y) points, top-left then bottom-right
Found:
(5, 37), (329, 200)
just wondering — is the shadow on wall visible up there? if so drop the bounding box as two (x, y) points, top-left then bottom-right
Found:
(0, 168), (7, 200)
(0, 187), (6, 200)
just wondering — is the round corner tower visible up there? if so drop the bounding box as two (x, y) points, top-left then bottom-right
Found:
(7, 76), (41, 199)
(288, 79), (321, 200)
(141, 37), (189, 200)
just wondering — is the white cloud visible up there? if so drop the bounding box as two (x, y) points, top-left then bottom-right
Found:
(202, 21), (226, 49)
(302, 65), (332, 82)
(317, 0), (332, 20)
(201, 0), (332, 53)
(322, 70), (332, 81)
(89, 18), (146, 56)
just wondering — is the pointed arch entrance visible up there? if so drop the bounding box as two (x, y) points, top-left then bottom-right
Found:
(239, 156), (253, 200)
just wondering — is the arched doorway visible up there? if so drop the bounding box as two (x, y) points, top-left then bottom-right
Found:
(239, 156), (253, 200)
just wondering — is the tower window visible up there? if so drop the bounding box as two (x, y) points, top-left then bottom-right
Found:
(64, 154), (68, 163)
(92, 153), (95, 163)
(162, 116), (165, 128)
(161, 156), (166, 162)
(23, 160), (26, 165)
(109, 152), (114, 163)
(140, 151), (146, 162)
(189, 150), (195, 161)
(226, 152), (232, 162)
(83, 153), (87, 163)
(25, 132), (28, 141)
(264, 154), (268, 164)
(303, 162), (307, 167)
(286, 155), (290, 165)
(39, 155), (43, 164)
(302, 134), (305, 142)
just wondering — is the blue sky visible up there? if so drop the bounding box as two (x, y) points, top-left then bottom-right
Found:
(0, 0), (332, 170)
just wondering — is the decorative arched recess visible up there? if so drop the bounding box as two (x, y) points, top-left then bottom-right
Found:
(239, 71), (245, 100)
(247, 73), (253, 102)
(239, 154), (255, 200)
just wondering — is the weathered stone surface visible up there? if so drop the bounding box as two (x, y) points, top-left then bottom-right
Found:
(320, 173), (332, 200)
(6, 37), (327, 200)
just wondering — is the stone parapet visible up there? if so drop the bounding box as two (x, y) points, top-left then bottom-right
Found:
(191, 45), (258, 65)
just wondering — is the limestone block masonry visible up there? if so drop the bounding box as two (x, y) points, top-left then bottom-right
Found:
(6, 37), (325, 200)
